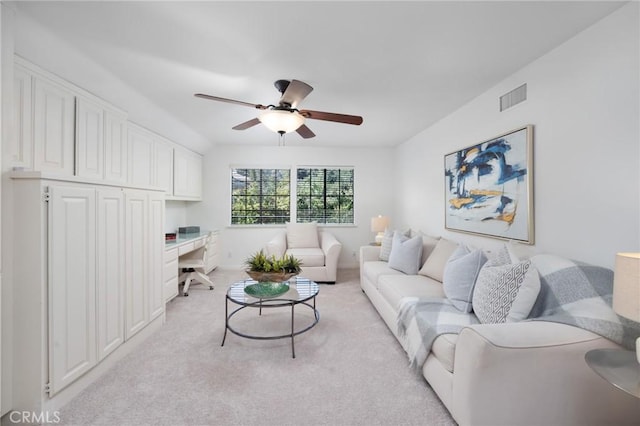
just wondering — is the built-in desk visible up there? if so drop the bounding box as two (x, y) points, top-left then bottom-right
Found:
(164, 230), (220, 301)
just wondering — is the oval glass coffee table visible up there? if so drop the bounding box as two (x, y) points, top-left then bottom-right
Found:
(221, 277), (320, 358)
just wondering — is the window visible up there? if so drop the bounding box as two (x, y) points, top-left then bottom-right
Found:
(231, 168), (290, 224)
(296, 167), (354, 224)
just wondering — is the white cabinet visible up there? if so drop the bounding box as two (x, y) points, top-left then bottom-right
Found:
(96, 189), (125, 361)
(127, 123), (176, 195)
(205, 230), (220, 274)
(11, 65), (33, 169)
(33, 75), (76, 175)
(124, 189), (165, 339)
(173, 147), (203, 200)
(148, 192), (165, 320)
(163, 248), (179, 302)
(153, 136), (174, 194)
(127, 124), (154, 188)
(48, 186), (97, 394)
(10, 175), (166, 412)
(75, 97), (104, 180)
(104, 110), (128, 184)
(124, 190), (149, 338)
(76, 97), (129, 184)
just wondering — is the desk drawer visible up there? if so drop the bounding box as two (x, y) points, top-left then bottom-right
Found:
(178, 242), (195, 256)
(193, 237), (206, 249)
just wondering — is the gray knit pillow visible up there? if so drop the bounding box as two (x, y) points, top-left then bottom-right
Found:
(472, 259), (541, 323)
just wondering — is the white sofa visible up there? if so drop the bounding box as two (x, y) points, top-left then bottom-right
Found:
(266, 226), (342, 283)
(360, 241), (640, 425)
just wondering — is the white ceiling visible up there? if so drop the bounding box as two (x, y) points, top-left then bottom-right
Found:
(12, 1), (625, 152)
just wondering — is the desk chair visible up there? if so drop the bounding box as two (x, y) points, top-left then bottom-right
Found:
(178, 238), (214, 296)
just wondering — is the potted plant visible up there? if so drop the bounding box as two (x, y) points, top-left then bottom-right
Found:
(244, 250), (302, 283)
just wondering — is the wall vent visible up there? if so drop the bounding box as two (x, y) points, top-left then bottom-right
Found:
(500, 83), (527, 111)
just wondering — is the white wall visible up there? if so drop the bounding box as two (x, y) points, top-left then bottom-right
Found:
(164, 201), (188, 233)
(394, 3), (639, 269)
(186, 144), (395, 269)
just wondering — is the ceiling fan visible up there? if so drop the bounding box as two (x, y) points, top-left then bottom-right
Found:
(194, 79), (363, 139)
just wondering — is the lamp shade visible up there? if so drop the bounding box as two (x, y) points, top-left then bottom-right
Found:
(612, 252), (640, 321)
(259, 109), (305, 134)
(371, 215), (389, 233)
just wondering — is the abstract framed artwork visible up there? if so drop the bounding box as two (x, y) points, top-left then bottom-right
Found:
(444, 125), (534, 244)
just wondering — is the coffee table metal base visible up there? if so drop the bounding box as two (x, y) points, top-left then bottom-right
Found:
(221, 294), (319, 358)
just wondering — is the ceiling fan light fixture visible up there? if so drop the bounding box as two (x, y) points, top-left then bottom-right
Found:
(259, 109), (305, 134)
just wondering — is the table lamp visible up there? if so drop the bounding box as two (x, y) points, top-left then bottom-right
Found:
(370, 215), (389, 245)
(612, 252), (640, 363)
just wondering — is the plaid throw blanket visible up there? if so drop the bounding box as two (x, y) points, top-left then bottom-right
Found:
(528, 254), (640, 350)
(397, 297), (479, 369)
(397, 254), (640, 369)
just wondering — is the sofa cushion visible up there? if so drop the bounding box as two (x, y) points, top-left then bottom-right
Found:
(286, 248), (324, 267)
(431, 333), (458, 373)
(379, 228), (411, 261)
(472, 258), (541, 324)
(378, 274), (444, 310)
(443, 246), (488, 313)
(419, 238), (459, 282)
(363, 261), (404, 289)
(388, 232), (423, 275)
(286, 221), (319, 248)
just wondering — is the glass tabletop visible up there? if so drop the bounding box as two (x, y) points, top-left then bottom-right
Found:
(585, 348), (640, 398)
(227, 276), (319, 305)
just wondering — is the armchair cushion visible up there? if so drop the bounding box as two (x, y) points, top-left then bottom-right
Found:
(286, 222), (319, 248)
(286, 247), (325, 267)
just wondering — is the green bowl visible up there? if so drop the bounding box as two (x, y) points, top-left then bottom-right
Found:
(244, 282), (290, 299)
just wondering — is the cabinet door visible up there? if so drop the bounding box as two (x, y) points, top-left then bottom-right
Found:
(105, 110), (128, 183)
(164, 248), (179, 302)
(173, 148), (189, 197)
(148, 192), (165, 320)
(127, 124), (154, 187)
(97, 189), (125, 361)
(33, 77), (75, 175)
(173, 148), (203, 200)
(11, 66), (33, 169)
(153, 137), (174, 194)
(124, 190), (149, 339)
(76, 97), (105, 180)
(205, 231), (219, 274)
(48, 186), (97, 394)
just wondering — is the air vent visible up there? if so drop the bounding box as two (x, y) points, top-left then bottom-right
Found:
(500, 83), (527, 111)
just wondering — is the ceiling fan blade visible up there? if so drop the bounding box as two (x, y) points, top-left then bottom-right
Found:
(299, 109), (363, 126)
(296, 124), (316, 139)
(279, 80), (313, 108)
(232, 117), (261, 130)
(194, 93), (267, 110)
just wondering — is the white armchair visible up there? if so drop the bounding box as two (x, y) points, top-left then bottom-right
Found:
(265, 223), (342, 283)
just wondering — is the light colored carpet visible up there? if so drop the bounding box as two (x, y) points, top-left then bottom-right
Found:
(57, 269), (456, 426)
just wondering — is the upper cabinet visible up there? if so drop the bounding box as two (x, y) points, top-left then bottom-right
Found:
(76, 96), (129, 183)
(10, 57), (203, 199)
(173, 146), (203, 201)
(33, 73), (76, 175)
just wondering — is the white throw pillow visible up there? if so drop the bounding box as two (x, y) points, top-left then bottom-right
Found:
(379, 228), (410, 261)
(286, 222), (319, 248)
(388, 231), (423, 275)
(472, 258), (541, 323)
(413, 231), (440, 267)
(418, 238), (459, 282)
(443, 245), (488, 313)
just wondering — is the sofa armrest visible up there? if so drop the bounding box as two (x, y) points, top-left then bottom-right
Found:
(450, 321), (638, 425)
(265, 231), (286, 258)
(319, 231), (342, 267)
(359, 245), (381, 265)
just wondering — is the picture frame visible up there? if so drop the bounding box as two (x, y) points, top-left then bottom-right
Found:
(444, 125), (534, 244)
